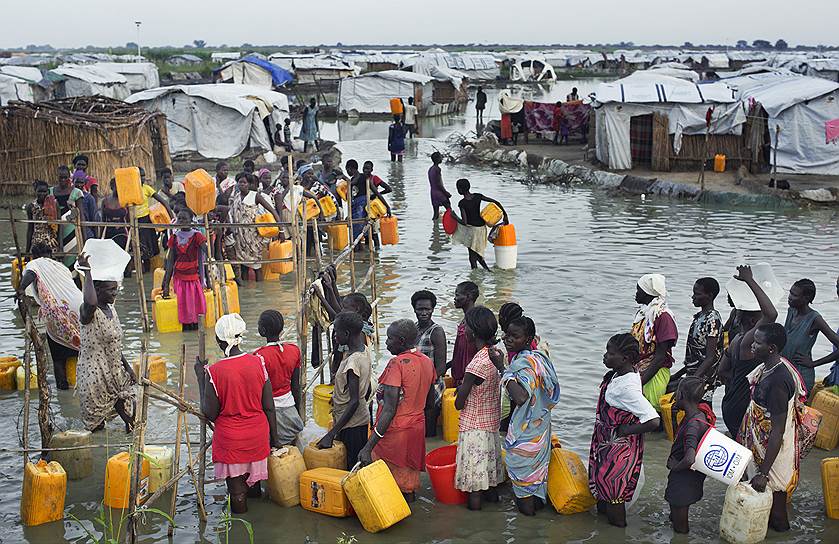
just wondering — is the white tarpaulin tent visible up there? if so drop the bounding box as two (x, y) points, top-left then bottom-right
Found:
(92, 62), (160, 92)
(338, 71), (433, 115)
(50, 64), (129, 99)
(593, 71), (742, 170)
(723, 71), (839, 175)
(126, 84), (289, 158)
(401, 50), (499, 80)
(0, 74), (34, 105)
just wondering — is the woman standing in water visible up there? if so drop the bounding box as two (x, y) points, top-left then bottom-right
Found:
(229, 173), (281, 281)
(781, 278), (839, 395)
(738, 322), (807, 533)
(427, 152), (451, 221)
(25, 180), (58, 253)
(501, 315), (560, 515)
(161, 208), (209, 331)
(76, 252), (136, 432)
(588, 333), (660, 528)
(631, 274), (678, 409)
(454, 306), (506, 511)
(450, 178), (508, 270)
(300, 98), (320, 153)
(411, 290), (447, 438)
(194, 314), (280, 513)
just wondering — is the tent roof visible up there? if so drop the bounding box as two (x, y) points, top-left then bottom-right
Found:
(351, 70), (435, 84)
(126, 83), (289, 116)
(0, 66), (43, 83)
(50, 64), (127, 84)
(594, 71), (736, 104)
(723, 71), (839, 116)
(92, 62), (158, 76)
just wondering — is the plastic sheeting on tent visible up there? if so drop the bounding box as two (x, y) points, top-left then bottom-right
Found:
(594, 71), (737, 104)
(49, 64), (129, 100)
(724, 71), (839, 175)
(338, 71), (434, 115)
(217, 56), (293, 88)
(126, 84), (290, 159)
(0, 74), (34, 105)
(92, 62), (160, 92)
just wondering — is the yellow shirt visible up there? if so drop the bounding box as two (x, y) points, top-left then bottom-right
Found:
(134, 184), (157, 218)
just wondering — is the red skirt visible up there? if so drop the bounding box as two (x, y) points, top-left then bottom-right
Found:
(501, 114), (513, 139)
(173, 276), (206, 325)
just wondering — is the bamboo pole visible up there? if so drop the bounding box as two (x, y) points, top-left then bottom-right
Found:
(364, 177), (381, 347)
(347, 189), (357, 291)
(288, 154), (306, 419)
(197, 316), (208, 519)
(127, 342), (150, 544)
(167, 344), (186, 537)
(204, 215), (227, 318)
(142, 441), (211, 509)
(22, 335), (32, 465)
(182, 414), (207, 520)
(128, 206), (150, 334)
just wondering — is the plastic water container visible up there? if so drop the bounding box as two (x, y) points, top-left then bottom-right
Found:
(379, 216), (399, 245)
(480, 203), (503, 226)
(691, 426), (752, 486)
(714, 154), (727, 173)
(149, 254), (164, 272)
(304, 441), (347, 470)
(319, 196), (337, 217)
(20, 460), (66, 526)
(269, 240), (293, 275)
(154, 296), (182, 334)
(343, 459), (411, 533)
(298, 199), (319, 220)
(812, 389), (839, 450)
(822, 457), (839, 519)
(493, 224), (517, 270)
(224, 281), (241, 314)
(659, 392), (686, 441)
(547, 441), (597, 514)
(426, 445), (466, 504)
(327, 225), (349, 250)
(16, 365), (37, 390)
(724, 263), (784, 312)
(104, 451), (149, 509)
(12, 257), (26, 291)
(204, 289), (217, 327)
(66, 357), (77, 387)
(255, 212), (279, 238)
(719, 482), (772, 544)
(114, 167), (143, 207)
(153, 267), (165, 290)
(149, 202), (171, 231)
(299, 467), (354, 517)
(367, 198), (387, 219)
(134, 355), (167, 384)
(313, 384), (334, 428)
(49, 430), (93, 480)
(143, 445), (173, 493)
(267, 446), (307, 507)
(336, 180), (348, 201)
(0, 361), (19, 390)
(184, 169), (216, 215)
(442, 210), (457, 235)
(389, 98), (404, 115)
(442, 388), (460, 443)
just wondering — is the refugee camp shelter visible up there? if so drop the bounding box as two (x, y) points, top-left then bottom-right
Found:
(0, 66), (50, 104)
(92, 62), (160, 92)
(509, 57), (556, 82)
(337, 70), (466, 117)
(401, 50), (499, 81)
(0, 73), (34, 105)
(126, 84), (290, 159)
(723, 70), (839, 175)
(593, 71), (744, 171)
(166, 54), (204, 66)
(337, 51), (404, 73)
(48, 64), (130, 99)
(291, 57), (357, 85)
(215, 56), (293, 89)
(0, 96), (171, 194)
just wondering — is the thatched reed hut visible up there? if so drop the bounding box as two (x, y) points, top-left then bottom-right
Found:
(0, 96), (171, 195)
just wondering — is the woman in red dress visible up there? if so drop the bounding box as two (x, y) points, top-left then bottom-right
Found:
(194, 314), (280, 513)
(162, 207), (208, 330)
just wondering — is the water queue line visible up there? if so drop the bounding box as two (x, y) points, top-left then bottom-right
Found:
(3, 155), (390, 541)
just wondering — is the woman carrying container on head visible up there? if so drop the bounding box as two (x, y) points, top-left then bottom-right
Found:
(631, 274), (678, 409)
(317, 311), (373, 469)
(359, 319), (435, 502)
(501, 315), (560, 516)
(256, 310), (304, 446)
(17, 242), (82, 390)
(453, 306), (506, 511)
(781, 278), (839, 396)
(738, 322), (808, 533)
(229, 173), (281, 281)
(665, 376), (716, 534)
(161, 208), (209, 331)
(194, 313), (281, 514)
(449, 178), (507, 270)
(588, 333), (660, 528)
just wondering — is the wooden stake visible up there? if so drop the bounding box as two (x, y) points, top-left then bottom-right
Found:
(128, 206), (150, 334)
(167, 343), (187, 537)
(197, 315), (208, 519)
(21, 335), (32, 466)
(128, 341), (150, 544)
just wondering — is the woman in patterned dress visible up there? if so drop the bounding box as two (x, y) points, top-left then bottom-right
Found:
(588, 333), (660, 528)
(228, 173), (281, 281)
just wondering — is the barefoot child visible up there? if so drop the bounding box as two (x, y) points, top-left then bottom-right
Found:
(588, 333), (661, 528)
(162, 207), (208, 330)
(665, 376), (716, 534)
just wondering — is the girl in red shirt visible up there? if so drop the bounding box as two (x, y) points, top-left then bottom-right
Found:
(162, 208), (208, 330)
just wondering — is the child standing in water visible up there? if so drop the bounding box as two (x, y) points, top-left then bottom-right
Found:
(162, 207), (208, 330)
(665, 376), (716, 534)
(588, 333), (660, 528)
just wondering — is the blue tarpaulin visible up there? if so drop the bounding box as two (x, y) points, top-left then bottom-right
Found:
(214, 56), (293, 87)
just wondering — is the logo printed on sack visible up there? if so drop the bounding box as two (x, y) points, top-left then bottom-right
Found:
(704, 445), (730, 472)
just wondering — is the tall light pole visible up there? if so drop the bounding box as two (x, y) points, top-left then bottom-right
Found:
(134, 21), (142, 60)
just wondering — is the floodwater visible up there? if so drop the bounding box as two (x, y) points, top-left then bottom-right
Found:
(1, 81), (839, 543)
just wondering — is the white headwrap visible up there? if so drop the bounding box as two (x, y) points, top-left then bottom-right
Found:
(633, 273), (671, 343)
(215, 313), (247, 356)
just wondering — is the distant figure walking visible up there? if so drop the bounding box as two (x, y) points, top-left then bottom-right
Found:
(404, 97), (418, 138)
(567, 87), (580, 101)
(450, 178), (508, 270)
(475, 87), (487, 124)
(428, 152), (452, 220)
(388, 116), (407, 162)
(300, 98), (320, 153)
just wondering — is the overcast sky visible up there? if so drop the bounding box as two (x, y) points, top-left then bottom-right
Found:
(2, 0), (836, 49)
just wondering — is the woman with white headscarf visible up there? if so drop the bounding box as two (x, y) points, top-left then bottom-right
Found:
(631, 274), (679, 408)
(194, 313), (280, 514)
